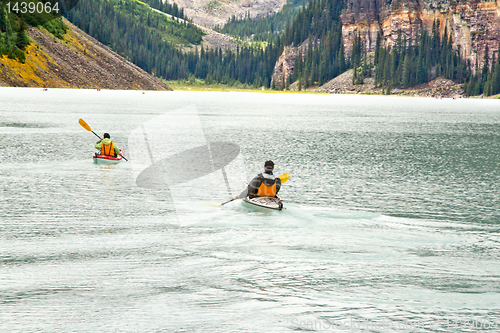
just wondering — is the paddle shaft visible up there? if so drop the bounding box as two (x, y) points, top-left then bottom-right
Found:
(219, 197), (237, 206)
(91, 131), (102, 140)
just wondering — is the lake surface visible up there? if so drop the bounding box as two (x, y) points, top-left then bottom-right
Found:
(1, 88), (499, 332)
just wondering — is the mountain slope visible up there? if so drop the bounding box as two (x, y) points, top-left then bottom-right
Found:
(0, 19), (171, 90)
(171, 0), (288, 27)
(150, 9), (240, 50)
(65, 0), (206, 80)
(216, 0), (306, 42)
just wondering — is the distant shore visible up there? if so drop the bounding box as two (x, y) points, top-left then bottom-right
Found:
(165, 79), (500, 98)
(1, 84), (498, 99)
(164, 80), (327, 94)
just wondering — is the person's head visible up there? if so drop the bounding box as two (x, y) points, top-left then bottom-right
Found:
(264, 160), (274, 171)
(103, 133), (110, 139)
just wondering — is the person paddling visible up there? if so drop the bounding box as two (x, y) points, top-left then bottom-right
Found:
(94, 133), (120, 157)
(238, 160), (282, 199)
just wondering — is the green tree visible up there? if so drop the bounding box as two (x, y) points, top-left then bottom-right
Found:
(16, 20), (30, 51)
(402, 53), (410, 88)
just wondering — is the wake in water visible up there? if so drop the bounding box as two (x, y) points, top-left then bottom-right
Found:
(177, 200), (382, 227)
(149, 198), (500, 332)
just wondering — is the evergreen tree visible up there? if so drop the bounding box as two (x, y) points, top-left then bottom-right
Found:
(16, 20), (29, 51)
(402, 53), (410, 88)
(372, 25), (473, 93)
(482, 45), (490, 85)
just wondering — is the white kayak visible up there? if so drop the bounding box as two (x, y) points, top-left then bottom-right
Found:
(242, 196), (283, 211)
(93, 148), (124, 165)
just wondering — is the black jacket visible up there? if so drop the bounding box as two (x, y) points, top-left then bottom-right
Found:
(246, 172), (281, 198)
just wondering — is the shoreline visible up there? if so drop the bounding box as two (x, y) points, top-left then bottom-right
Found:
(165, 79), (500, 98)
(1, 85), (498, 99)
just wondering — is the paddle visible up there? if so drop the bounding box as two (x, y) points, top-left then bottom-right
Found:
(79, 118), (128, 161)
(279, 173), (289, 183)
(217, 197), (238, 207)
(216, 172), (289, 207)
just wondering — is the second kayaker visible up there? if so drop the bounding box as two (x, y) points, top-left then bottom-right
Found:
(94, 133), (121, 157)
(238, 160), (282, 199)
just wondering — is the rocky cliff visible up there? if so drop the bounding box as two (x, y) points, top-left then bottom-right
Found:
(0, 20), (172, 90)
(270, 0), (500, 91)
(270, 43), (306, 89)
(342, 0), (500, 69)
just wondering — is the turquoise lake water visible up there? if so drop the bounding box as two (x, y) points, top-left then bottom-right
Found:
(1, 88), (499, 332)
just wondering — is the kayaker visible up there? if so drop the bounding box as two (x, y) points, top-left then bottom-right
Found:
(238, 160), (281, 199)
(94, 133), (120, 157)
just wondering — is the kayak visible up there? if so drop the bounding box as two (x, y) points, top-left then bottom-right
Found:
(242, 196), (283, 211)
(93, 148), (124, 165)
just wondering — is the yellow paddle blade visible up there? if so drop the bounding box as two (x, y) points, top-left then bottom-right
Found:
(202, 203), (222, 207)
(79, 118), (92, 131)
(279, 173), (289, 183)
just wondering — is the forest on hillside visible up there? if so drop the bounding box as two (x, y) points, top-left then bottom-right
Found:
(140, 0), (188, 21)
(279, 0), (347, 88)
(2, 0), (500, 96)
(185, 0), (346, 88)
(66, 0), (202, 77)
(65, 0), (282, 86)
(215, 0), (306, 43)
(345, 20), (500, 97)
(350, 22), (470, 91)
(275, 0), (500, 96)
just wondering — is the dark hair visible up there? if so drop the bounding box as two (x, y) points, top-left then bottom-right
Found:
(103, 133), (110, 139)
(264, 160), (274, 170)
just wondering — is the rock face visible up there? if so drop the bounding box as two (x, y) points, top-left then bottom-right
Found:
(271, 0), (500, 90)
(194, 23), (241, 50)
(171, 0), (287, 27)
(271, 43), (305, 89)
(341, 0), (500, 69)
(0, 20), (172, 90)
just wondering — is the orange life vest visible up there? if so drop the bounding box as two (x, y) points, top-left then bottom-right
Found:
(101, 141), (115, 156)
(256, 181), (277, 197)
